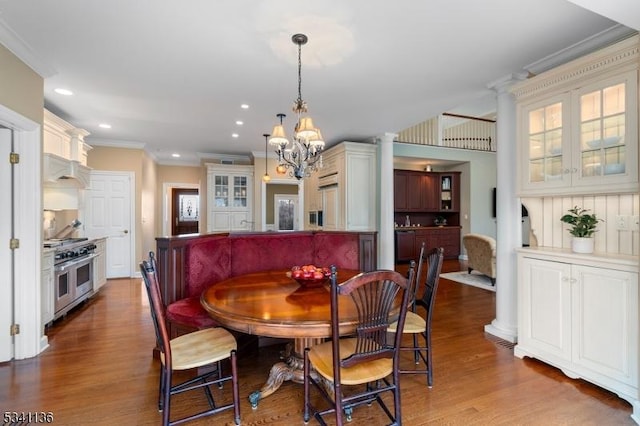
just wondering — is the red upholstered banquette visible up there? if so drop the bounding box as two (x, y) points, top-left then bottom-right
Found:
(155, 231), (377, 338)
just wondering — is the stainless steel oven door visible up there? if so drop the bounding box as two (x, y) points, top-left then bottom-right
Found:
(54, 263), (74, 314)
(54, 254), (96, 317)
(74, 255), (95, 299)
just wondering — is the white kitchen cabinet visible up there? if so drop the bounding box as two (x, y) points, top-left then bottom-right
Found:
(43, 109), (92, 165)
(512, 35), (638, 196)
(41, 250), (55, 328)
(321, 185), (339, 231)
(92, 238), (107, 292)
(316, 142), (377, 231)
(515, 248), (639, 420)
(206, 164), (254, 232)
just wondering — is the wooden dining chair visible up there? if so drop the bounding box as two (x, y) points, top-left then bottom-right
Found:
(140, 252), (241, 426)
(388, 244), (444, 387)
(303, 263), (415, 425)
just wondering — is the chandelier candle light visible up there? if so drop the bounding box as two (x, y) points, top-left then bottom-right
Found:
(269, 33), (325, 180)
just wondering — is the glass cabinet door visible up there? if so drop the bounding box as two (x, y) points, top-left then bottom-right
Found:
(526, 100), (565, 184)
(214, 175), (229, 207)
(233, 176), (248, 207)
(578, 81), (626, 178)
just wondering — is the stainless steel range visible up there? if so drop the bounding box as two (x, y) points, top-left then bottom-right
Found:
(45, 238), (98, 319)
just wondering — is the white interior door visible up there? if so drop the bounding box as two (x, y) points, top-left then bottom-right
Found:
(0, 128), (13, 361)
(85, 171), (134, 278)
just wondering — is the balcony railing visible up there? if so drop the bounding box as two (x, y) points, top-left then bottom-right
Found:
(396, 112), (496, 152)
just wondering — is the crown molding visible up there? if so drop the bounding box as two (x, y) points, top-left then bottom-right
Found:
(511, 33), (639, 100)
(86, 137), (146, 150)
(0, 18), (56, 78)
(523, 25), (636, 76)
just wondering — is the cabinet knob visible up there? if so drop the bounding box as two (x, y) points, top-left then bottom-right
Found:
(562, 276), (569, 282)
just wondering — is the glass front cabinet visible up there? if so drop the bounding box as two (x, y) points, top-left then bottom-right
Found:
(207, 164), (254, 232)
(514, 40), (638, 196)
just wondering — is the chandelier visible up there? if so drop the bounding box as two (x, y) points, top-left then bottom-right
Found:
(269, 33), (324, 180)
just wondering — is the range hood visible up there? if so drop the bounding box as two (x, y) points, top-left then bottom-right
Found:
(43, 153), (91, 188)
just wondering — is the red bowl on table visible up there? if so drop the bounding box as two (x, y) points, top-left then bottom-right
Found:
(287, 265), (331, 287)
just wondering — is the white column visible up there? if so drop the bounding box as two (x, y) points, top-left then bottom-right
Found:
(377, 133), (396, 270)
(484, 75), (525, 343)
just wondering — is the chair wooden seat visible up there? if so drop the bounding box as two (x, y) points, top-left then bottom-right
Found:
(388, 311), (426, 334)
(168, 327), (236, 370)
(308, 338), (393, 385)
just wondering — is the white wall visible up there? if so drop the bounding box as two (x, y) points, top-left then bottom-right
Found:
(523, 194), (639, 256)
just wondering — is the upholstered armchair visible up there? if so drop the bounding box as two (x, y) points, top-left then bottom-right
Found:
(462, 234), (496, 285)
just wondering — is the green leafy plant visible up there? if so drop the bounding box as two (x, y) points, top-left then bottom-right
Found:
(560, 206), (603, 238)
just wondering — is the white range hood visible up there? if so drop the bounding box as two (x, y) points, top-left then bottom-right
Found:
(43, 153), (91, 188)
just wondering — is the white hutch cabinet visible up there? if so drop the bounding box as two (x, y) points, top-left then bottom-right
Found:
(513, 36), (638, 197)
(512, 34), (640, 423)
(516, 248), (638, 419)
(206, 164), (254, 232)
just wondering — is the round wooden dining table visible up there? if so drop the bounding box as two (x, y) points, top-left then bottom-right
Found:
(200, 268), (361, 407)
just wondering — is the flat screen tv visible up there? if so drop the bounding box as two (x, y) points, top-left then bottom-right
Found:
(492, 187), (496, 218)
(492, 187), (529, 218)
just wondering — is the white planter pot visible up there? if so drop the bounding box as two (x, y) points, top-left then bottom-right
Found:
(572, 237), (594, 254)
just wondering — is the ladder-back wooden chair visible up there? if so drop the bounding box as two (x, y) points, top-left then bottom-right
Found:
(303, 263), (415, 425)
(388, 245), (444, 387)
(140, 252), (241, 426)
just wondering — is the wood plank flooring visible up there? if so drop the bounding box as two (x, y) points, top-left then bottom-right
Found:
(0, 260), (634, 425)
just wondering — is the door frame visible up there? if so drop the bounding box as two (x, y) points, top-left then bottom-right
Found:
(274, 194), (299, 231)
(84, 170), (135, 278)
(0, 103), (43, 360)
(261, 178), (304, 231)
(162, 182), (200, 236)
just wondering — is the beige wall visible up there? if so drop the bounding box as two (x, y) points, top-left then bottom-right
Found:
(142, 153), (158, 258)
(86, 146), (146, 266)
(0, 43), (43, 125)
(157, 164), (203, 235)
(86, 147), (210, 262)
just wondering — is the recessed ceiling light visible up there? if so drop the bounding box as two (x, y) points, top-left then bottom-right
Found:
(172, 153), (181, 158)
(236, 120), (243, 125)
(232, 133), (239, 138)
(54, 88), (73, 96)
(98, 123), (111, 129)
(240, 104), (249, 109)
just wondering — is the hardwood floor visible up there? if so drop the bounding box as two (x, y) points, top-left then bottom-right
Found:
(0, 260), (633, 425)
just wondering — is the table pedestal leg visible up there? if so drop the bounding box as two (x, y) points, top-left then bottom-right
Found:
(249, 337), (322, 408)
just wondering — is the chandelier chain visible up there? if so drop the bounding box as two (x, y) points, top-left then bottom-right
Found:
(268, 33), (323, 180)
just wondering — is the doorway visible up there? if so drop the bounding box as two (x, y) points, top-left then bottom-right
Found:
(0, 127), (13, 361)
(171, 188), (199, 235)
(274, 194), (299, 231)
(0, 104), (41, 360)
(262, 180), (303, 231)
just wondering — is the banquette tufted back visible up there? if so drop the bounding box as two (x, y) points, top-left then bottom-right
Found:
(183, 232), (362, 299)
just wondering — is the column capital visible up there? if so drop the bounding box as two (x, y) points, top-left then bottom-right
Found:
(374, 132), (397, 144)
(487, 73), (528, 94)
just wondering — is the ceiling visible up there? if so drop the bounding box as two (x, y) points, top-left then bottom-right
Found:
(0, 1), (638, 166)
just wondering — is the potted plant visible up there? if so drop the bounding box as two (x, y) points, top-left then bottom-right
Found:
(434, 215), (447, 227)
(560, 206), (603, 253)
